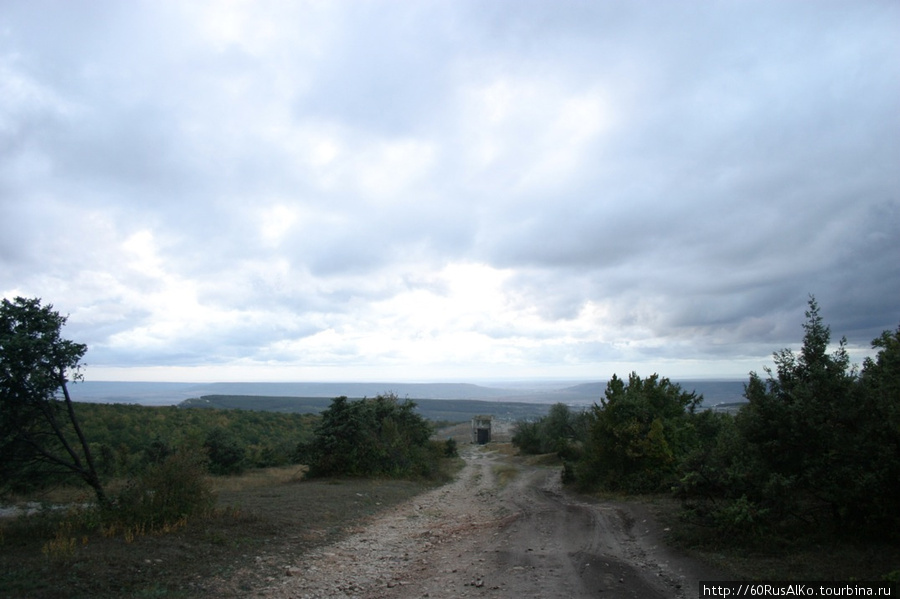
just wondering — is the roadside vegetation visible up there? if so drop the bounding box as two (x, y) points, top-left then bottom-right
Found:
(4, 294), (899, 593)
(0, 467), (436, 598)
(0, 297), (461, 598)
(512, 297), (900, 582)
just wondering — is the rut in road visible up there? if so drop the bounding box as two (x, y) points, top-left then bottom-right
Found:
(262, 445), (720, 599)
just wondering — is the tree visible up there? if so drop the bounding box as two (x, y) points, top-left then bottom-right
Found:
(0, 297), (106, 504)
(736, 296), (859, 530)
(849, 324), (900, 534)
(510, 419), (543, 455)
(678, 298), (900, 540)
(303, 394), (435, 478)
(511, 403), (587, 459)
(204, 427), (246, 475)
(861, 324), (900, 403)
(576, 372), (701, 492)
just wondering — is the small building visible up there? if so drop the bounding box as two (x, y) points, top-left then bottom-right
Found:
(471, 415), (492, 444)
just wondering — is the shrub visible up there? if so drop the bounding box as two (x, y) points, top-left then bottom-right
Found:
(576, 373), (701, 493)
(443, 438), (459, 457)
(110, 447), (215, 534)
(512, 403), (587, 457)
(304, 394), (438, 479)
(511, 420), (543, 454)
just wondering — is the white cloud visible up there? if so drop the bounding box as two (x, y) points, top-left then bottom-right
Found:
(457, 75), (615, 192)
(258, 204), (299, 247)
(0, 0), (897, 382)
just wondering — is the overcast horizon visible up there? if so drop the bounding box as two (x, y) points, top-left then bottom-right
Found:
(2, 1), (898, 383)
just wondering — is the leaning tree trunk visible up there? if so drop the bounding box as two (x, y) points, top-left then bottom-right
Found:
(58, 377), (107, 506)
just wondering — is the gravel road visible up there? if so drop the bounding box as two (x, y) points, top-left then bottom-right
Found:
(260, 445), (723, 599)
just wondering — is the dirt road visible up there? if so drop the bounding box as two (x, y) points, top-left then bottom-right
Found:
(261, 445), (722, 599)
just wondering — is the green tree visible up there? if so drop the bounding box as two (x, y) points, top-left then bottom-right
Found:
(679, 298), (900, 540)
(511, 420), (543, 454)
(511, 403), (586, 459)
(203, 427), (246, 475)
(577, 372), (701, 492)
(304, 394), (435, 478)
(860, 324), (900, 403)
(736, 297), (859, 530)
(846, 324), (900, 534)
(0, 297), (106, 504)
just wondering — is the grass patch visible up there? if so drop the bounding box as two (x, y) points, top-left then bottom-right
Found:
(0, 467), (443, 599)
(208, 465), (308, 494)
(523, 452), (563, 467)
(492, 464), (520, 488)
(489, 442), (519, 457)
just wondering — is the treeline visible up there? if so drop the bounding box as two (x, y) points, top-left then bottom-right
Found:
(7, 393), (454, 493)
(513, 298), (900, 543)
(183, 393), (553, 423)
(3, 402), (318, 492)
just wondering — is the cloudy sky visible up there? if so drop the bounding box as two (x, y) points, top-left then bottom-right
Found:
(1, 1), (897, 383)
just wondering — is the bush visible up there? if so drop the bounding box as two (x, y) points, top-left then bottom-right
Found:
(576, 373), (701, 493)
(443, 438), (459, 457)
(511, 420), (543, 454)
(110, 447), (215, 533)
(304, 394), (439, 479)
(512, 403), (587, 457)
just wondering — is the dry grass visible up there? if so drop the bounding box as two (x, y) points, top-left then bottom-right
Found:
(0, 468), (438, 599)
(492, 464), (520, 488)
(208, 464), (308, 494)
(488, 442), (519, 457)
(523, 452), (563, 467)
(434, 422), (475, 445)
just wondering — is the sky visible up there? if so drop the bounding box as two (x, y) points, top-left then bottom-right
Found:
(1, 1), (898, 383)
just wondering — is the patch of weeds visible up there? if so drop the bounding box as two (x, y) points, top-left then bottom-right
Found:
(41, 519), (79, 561)
(490, 443), (519, 457)
(492, 464), (519, 488)
(525, 453), (563, 467)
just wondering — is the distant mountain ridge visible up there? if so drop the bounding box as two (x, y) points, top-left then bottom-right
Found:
(69, 379), (748, 408)
(180, 395), (554, 422)
(554, 380), (747, 407)
(194, 382), (518, 400)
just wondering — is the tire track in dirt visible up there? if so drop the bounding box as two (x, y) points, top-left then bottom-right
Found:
(258, 445), (722, 598)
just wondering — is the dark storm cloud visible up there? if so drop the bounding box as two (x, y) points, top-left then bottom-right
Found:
(0, 0), (897, 380)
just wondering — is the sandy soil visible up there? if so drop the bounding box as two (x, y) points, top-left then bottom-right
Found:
(256, 444), (724, 599)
